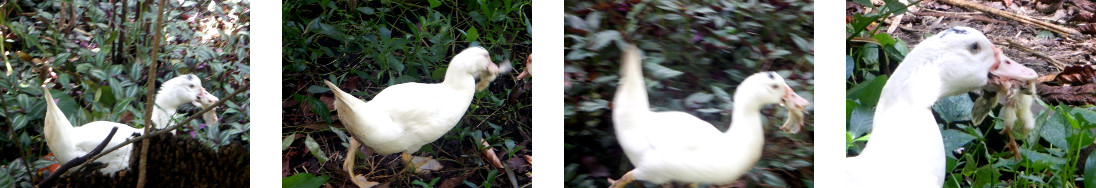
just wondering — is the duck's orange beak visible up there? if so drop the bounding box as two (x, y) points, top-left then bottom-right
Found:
(782, 87), (809, 110)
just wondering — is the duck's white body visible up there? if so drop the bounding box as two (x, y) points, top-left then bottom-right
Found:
(846, 27), (1038, 187)
(325, 46), (498, 155)
(150, 74), (210, 133)
(43, 74), (210, 174)
(328, 46), (500, 187)
(611, 45), (809, 186)
(44, 88), (142, 174)
(326, 81), (476, 154)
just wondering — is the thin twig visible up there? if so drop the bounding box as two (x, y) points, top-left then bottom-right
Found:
(37, 127), (119, 187)
(996, 38), (1067, 70)
(937, 0), (1086, 40)
(910, 11), (1006, 24)
(62, 82), (250, 177)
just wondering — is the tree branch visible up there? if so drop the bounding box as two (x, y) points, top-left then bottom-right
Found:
(138, 0), (168, 186)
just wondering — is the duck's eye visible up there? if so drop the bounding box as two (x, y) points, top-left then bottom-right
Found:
(189, 84), (194, 88)
(969, 43), (980, 52)
(770, 84), (779, 90)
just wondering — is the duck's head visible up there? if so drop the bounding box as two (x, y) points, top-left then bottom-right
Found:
(920, 27), (1038, 96)
(449, 46), (499, 91)
(157, 74), (207, 107)
(736, 72), (809, 109)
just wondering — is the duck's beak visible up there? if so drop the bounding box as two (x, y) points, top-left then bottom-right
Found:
(781, 87), (809, 111)
(475, 59), (500, 91)
(989, 47), (1038, 81)
(193, 87), (211, 107)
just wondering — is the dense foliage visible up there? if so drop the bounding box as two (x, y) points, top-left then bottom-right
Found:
(846, 1), (1096, 187)
(280, 0), (532, 187)
(0, 0), (250, 187)
(564, 0), (814, 187)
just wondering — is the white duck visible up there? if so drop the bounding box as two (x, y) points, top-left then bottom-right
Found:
(324, 46), (499, 188)
(151, 74), (213, 133)
(43, 86), (143, 174)
(43, 74), (211, 174)
(609, 45), (809, 187)
(845, 27), (1038, 187)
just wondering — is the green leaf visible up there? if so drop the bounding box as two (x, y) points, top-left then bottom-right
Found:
(427, 0), (441, 8)
(282, 134), (295, 151)
(932, 95), (974, 123)
(463, 27), (479, 42)
(872, 33), (896, 46)
(305, 85), (330, 93)
(111, 97), (133, 117)
(356, 7), (374, 15)
(942, 129), (976, 159)
(588, 30), (620, 50)
(1084, 149), (1096, 188)
(282, 173), (329, 188)
(10, 115), (27, 131)
(1040, 111), (1070, 149)
(846, 56), (854, 79)
(645, 63), (683, 79)
(304, 135), (329, 163)
(846, 75), (887, 107)
(847, 105), (874, 138)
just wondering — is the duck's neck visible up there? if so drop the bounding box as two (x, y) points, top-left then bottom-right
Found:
(441, 66), (477, 92)
(722, 98), (766, 171)
(877, 63), (945, 117)
(725, 98), (765, 146)
(612, 46), (650, 116)
(861, 62), (948, 165)
(152, 91), (188, 129)
(43, 91), (77, 162)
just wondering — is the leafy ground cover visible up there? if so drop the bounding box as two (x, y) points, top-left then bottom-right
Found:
(564, 0), (814, 187)
(280, 0), (532, 187)
(0, 0), (250, 187)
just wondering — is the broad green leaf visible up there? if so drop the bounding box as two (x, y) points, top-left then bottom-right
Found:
(846, 56), (854, 79)
(588, 30), (620, 50)
(932, 95), (973, 123)
(356, 7), (374, 15)
(942, 129), (976, 159)
(303, 135), (329, 163)
(305, 85), (330, 93)
(282, 134), (295, 151)
(1085, 149), (1096, 187)
(846, 75), (887, 107)
(282, 173), (329, 188)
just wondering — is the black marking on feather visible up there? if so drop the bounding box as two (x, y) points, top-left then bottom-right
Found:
(940, 28), (969, 38)
(768, 72), (776, 79)
(186, 74), (194, 81)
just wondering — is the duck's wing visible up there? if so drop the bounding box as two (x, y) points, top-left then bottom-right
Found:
(323, 80), (405, 150)
(641, 111), (722, 153)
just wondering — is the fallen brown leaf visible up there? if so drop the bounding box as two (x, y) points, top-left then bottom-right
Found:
(480, 138), (504, 168)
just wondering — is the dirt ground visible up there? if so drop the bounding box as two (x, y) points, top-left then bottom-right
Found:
(851, 0), (1096, 106)
(854, 0), (1096, 75)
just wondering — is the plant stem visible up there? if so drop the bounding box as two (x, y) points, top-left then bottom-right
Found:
(137, 0), (168, 186)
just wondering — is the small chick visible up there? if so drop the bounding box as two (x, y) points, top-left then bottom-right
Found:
(972, 74), (1037, 159)
(779, 90), (810, 134)
(197, 88), (220, 127)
